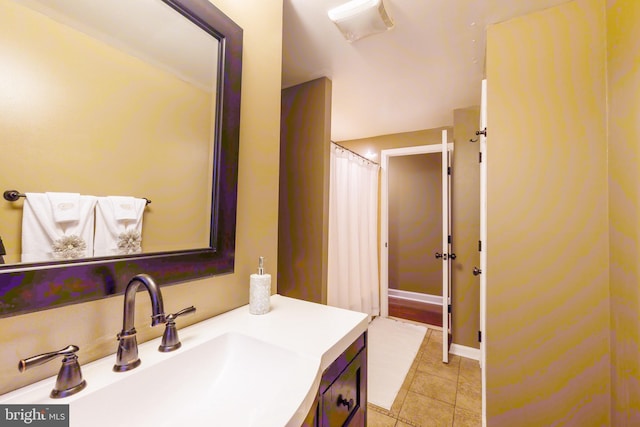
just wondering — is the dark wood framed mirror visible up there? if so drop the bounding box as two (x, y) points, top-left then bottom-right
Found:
(0, 0), (242, 317)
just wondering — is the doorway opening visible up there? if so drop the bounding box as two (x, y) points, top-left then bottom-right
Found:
(385, 151), (444, 327)
(380, 133), (454, 362)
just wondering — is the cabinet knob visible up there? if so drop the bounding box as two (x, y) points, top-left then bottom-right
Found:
(337, 394), (354, 411)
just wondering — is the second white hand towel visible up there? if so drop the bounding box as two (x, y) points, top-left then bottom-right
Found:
(94, 197), (147, 256)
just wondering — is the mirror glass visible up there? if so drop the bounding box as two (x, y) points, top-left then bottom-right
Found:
(1, 0), (218, 264)
(0, 0), (242, 317)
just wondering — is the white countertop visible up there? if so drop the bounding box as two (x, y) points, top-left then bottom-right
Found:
(0, 295), (369, 426)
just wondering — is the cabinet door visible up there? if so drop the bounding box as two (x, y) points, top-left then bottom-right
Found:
(321, 348), (365, 427)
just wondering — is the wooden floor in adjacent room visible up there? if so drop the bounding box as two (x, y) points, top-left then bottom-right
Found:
(388, 296), (443, 327)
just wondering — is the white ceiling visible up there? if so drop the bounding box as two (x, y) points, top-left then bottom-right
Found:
(282, 0), (572, 141)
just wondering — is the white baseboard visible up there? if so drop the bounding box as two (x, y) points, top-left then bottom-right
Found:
(450, 344), (481, 361)
(388, 289), (442, 306)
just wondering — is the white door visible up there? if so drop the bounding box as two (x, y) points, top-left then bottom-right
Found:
(441, 130), (452, 364)
(479, 79), (488, 426)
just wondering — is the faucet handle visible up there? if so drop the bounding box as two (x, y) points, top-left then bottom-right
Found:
(19, 345), (78, 372)
(19, 345), (87, 398)
(158, 306), (196, 352)
(166, 305), (196, 322)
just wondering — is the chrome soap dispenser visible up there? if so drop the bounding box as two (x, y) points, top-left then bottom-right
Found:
(249, 256), (271, 315)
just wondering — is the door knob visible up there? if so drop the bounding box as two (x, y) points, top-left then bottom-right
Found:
(436, 252), (455, 261)
(473, 267), (482, 276)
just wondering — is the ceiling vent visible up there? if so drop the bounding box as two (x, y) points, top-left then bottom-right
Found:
(328, 0), (394, 42)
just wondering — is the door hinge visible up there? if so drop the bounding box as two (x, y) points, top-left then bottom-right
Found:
(479, 152), (482, 163)
(478, 331), (482, 342)
(448, 235), (452, 244)
(478, 240), (482, 252)
(448, 304), (452, 314)
(447, 166), (451, 175)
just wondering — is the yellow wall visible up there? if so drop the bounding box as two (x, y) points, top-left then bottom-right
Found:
(0, 0), (283, 395)
(0, 0), (213, 262)
(607, 0), (640, 424)
(340, 128), (450, 161)
(486, 0), (610, 424)
(278, 77), (332, 303)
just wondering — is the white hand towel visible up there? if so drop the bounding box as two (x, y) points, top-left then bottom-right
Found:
(21, 193), (97, 263)
(46, 192), (80, 223)
(108, 196), (138, 221)
(94, 197), (146, 257)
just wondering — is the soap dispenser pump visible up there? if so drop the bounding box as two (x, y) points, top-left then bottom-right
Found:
(249, 256), (271, 315)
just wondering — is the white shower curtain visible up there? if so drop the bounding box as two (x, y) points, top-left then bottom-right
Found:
(328, 143), (380, 316)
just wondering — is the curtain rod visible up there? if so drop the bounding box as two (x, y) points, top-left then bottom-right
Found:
(331, 141), (379, 165)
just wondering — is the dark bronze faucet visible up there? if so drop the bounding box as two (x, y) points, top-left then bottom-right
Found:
(113, 274), (165, 372)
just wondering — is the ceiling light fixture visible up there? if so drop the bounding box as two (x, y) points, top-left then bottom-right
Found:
(327, 0), (394, 43)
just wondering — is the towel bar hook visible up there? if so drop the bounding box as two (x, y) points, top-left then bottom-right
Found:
(3, 190), (23, 202)
(469, 128), (487, 143)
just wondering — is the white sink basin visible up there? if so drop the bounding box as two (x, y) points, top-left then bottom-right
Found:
(2, 332), (319, 427)
(73, 333), (318, 426)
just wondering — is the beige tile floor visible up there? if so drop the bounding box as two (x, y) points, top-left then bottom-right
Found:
(367, 328), (482, 427)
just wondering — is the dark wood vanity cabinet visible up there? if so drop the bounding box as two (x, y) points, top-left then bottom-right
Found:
(302, 332), (367, 427)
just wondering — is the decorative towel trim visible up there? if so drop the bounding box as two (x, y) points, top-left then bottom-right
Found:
(117, 230), (142, 255)
(52, 235), (87, 259)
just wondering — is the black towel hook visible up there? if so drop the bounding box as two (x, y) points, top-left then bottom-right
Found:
(469, 128), (487, 143)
